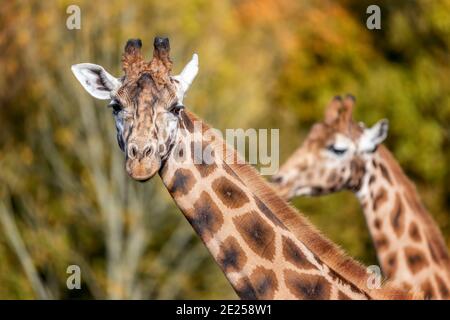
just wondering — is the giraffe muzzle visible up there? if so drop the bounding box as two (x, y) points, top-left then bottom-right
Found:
(125, 143), (161, 181)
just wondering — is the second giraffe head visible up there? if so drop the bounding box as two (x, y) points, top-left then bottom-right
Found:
(272, 95), (389, 199)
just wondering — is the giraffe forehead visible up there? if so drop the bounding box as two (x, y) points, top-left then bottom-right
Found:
(116, 79), (176, 114)
(305, 125), (341, 150)
(306, 123), (333, 145)
(307, 119), (364, 148)
(333, 133), (354, 149)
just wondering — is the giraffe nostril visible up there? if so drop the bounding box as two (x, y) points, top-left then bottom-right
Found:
(143, 145), (153, 158)
(128, 144), (138, 159)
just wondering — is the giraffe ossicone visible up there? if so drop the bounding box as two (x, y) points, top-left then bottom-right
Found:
(71, 38), (412, 300)
(272, 95), (450, 299)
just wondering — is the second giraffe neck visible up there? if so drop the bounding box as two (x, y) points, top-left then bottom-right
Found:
(355, 145), (450, 299)
(159, 111), (408, 300)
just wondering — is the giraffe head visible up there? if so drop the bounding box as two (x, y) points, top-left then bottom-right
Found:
(272, 95), (389, 199)
(71, 37), (198, 181)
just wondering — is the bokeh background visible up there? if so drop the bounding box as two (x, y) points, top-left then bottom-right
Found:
(0, 0), (449, 299)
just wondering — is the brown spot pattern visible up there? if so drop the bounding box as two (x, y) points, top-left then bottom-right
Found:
(400, 282), (412, 292)
(186, 191), (224, 243)
(338, 291), (351, 300)
(426, 235), (450, 265)
(284, 270), (331, 300)
(379, 163), (392, 184)
(404, 247), (429, 275)
(282, 236), (315, 270)
(421, 280), (435, 300)
(168, 168), (196, 197)
(390, 193), (405, 237)
(427, 241), (439, 264)
(212, 176), (250, 209)
(233, 211), (276, 261)
(191, 141), (217, 177)
(434, 274), (450, 299)
(408, 222), (422, 242)
(217, 236), (247, 273)
(372, 187), (387, 211)
(249, 266), (278, 299)
(384, 252), (397, 279)
(373, 218), (382, 230)
(372, 159), (378, 169)
(235, 277), (258, 300)
(326, 170), (338, 184)
(374, 234), (389, 252)
(346, 157), (366, 191)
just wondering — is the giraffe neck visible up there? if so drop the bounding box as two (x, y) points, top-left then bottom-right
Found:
(355, 145), (450, 299)
(158, 111), (409, 300)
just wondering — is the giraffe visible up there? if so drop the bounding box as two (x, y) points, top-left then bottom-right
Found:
(71, 38), (411, 299)
(271, 95), (450, 299)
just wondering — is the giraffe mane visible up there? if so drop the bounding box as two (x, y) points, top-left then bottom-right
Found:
(184, 110), (413, 300)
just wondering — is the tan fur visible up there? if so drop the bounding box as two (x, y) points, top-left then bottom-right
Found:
(272, 96), (450, 299)
(378, 147), (450, 275)
(86, 39), (413, 299)
(378, 147), (450, 266)
(186, 111), (412, 300)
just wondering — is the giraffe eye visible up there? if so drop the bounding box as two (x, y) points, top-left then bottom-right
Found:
(168, 102), (184, 114)
(327, 145), (347, 155)
(108, 100), (123, 113)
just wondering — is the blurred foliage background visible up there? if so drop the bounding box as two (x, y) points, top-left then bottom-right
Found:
(0, 0), (449, 299)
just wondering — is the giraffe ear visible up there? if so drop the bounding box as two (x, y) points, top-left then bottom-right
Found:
(359, 119), (389, 152)
(71, 63), (121, 100)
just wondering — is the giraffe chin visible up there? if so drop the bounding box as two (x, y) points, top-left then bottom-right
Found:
(125, 160), (160, 182)
(293, 186), (314, 197)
